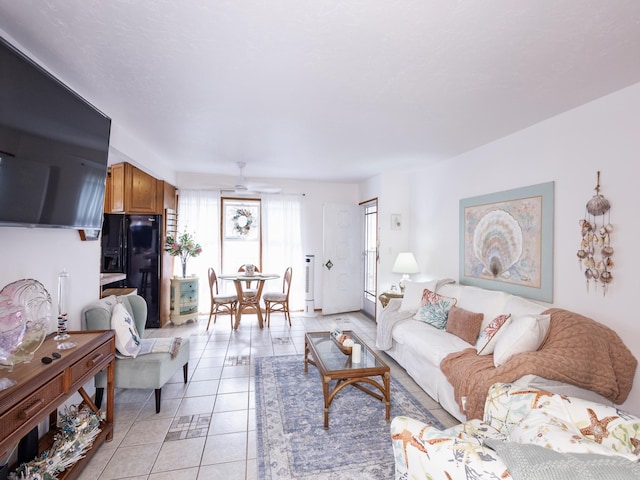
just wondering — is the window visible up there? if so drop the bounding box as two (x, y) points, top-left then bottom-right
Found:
(362, 199), (378, 318)
(221, 198), (261, 273)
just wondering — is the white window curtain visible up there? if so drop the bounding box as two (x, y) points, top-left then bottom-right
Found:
(176, 189), (220, 311)
(261, 194), (304, 311)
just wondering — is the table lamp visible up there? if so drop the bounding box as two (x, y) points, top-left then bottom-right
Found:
(392, 252), (420, 291)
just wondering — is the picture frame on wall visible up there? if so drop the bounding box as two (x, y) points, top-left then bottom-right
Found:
(459, 181), (554, 302)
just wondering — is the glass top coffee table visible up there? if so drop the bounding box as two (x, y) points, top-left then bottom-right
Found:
(304, 330), (391, 429)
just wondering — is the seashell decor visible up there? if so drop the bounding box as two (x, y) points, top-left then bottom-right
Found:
(473, 209), (523, 279)
(578, 172), (613, 296)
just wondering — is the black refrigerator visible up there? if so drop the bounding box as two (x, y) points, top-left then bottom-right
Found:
(101, 213), (162, 328)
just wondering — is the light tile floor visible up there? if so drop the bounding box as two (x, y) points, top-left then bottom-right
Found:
(77, 311), (459, 480)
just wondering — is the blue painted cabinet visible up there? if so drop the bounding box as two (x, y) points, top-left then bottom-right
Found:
(170, 276), (199, 325)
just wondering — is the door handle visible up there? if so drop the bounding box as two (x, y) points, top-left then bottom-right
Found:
(324, 260), (333, 270)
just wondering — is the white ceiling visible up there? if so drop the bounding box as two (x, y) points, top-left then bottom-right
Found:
(1, 1), (639, 182)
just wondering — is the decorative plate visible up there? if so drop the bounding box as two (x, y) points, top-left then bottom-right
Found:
(0, 279), (51, 366)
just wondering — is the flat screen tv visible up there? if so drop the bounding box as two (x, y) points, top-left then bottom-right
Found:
(0, 36), (111, 230)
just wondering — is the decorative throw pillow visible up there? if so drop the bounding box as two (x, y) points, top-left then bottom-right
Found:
(476, 314), (512, 355)
(111, 302), (141, 357)
(412, 288), (457, 329)
(399, 280), (438, 312)
(493, 314), (551, 366)
(509, 409), (639, 461)
(445, 306), (484, 345)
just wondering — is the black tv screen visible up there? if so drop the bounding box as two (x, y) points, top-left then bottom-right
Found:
(0, 36), (111, 230)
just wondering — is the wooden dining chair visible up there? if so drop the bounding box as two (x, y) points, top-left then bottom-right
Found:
(263, 267), (293, 327)
(207, 267), (238, 329)
(237, 264), (260, 296)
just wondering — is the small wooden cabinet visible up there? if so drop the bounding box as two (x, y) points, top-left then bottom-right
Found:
(105, 162), (158, 214)
(170, 277), (199, 325)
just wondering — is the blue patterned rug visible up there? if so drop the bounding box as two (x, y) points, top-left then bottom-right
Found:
(255, 355), (445, 479)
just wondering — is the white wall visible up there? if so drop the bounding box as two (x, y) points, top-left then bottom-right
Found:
(0, 227), (102, 332)
(390, 82), (640, 415)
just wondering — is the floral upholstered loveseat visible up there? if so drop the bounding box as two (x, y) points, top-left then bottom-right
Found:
(391, 382), (640, 480)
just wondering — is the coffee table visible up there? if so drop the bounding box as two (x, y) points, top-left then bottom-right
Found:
(304, 330), (391, 429)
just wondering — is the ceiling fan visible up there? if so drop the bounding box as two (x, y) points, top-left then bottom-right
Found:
(228, 162), (281, 194)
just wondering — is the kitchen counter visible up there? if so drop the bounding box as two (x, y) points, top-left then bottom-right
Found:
(100, 273), (127, 286)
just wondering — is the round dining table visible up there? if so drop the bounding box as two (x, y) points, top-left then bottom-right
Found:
(218, 273), (279, 329)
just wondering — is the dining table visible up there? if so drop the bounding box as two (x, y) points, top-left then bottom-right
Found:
(218, 273), (279, 329)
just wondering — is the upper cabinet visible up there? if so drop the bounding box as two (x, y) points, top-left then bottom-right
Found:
(105, 162), (166, 214)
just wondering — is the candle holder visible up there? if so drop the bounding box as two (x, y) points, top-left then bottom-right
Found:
(54, 314), (70, 341)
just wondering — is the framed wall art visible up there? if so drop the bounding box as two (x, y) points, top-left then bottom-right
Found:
(459, 181), (554, 302)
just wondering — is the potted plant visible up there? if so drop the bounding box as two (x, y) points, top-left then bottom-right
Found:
(165, 230), (202, 278)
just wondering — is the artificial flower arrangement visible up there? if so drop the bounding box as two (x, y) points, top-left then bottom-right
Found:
(164, 230), (203, 278)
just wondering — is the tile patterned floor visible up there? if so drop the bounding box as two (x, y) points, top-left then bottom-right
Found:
(77, 311), (459, 480)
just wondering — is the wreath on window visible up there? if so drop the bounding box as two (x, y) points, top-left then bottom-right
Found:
(232, 208), (254, 237)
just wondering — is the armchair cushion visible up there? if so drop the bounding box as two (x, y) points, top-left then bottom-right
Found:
(111, 302), (142, 358)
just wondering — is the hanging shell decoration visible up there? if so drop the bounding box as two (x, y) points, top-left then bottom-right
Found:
(578, 171), (613, 296)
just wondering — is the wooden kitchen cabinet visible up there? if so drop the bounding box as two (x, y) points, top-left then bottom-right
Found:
(105, 162), (159, 214)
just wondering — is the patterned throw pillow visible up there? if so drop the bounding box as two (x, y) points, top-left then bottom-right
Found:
(509, 409), (639, 462)
(476, 314), (512, 355)
(413, 288), (457, 329)
(111, 302), (142, 358)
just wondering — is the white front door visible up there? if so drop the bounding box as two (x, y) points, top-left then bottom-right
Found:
(321, 203), (362, 315)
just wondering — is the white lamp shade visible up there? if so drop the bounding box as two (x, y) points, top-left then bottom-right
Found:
(392, 252), (420, 274)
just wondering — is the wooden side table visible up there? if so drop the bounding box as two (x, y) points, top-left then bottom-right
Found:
(378, 291), (403, 308)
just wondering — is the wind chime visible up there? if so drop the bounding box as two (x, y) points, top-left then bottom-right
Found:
(577, 171), (613, 295)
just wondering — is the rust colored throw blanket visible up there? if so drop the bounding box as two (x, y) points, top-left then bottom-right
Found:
(440, 308), (638, 420)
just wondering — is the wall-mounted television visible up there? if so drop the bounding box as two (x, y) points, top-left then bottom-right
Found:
(0, 36), (111, 230)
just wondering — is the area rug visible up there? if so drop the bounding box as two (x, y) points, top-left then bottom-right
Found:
(256, 355), (445, 479)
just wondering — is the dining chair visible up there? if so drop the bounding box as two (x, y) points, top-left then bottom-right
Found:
(263, 266), (293, 327)
(207, 267), (238, 329)
(237, 264), (261, 296)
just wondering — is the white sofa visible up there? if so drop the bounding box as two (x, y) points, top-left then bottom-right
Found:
(376, 280), (629, 423)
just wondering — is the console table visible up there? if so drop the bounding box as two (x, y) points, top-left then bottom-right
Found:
(0, 330), (115, 480)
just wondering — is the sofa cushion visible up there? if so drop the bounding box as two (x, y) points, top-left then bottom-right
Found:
(509, 408), (639, 461)
(493, 314), (551, 367)
(399, 280), (438, 312)
(454, 286), (510, 330)
(476, 314), (512, 355)
(413, 288), (457, 329)
(524, 391), (640, 457)
(503, 294), (546, 317)
(445, 306), (484, 345)
(397, 320), (471, 365)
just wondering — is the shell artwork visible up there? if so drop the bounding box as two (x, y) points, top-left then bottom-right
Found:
(473, 209), (523, 279)
(577, 172), (613, 296)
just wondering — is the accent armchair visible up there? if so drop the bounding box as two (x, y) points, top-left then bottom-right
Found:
(81, 294), (190, 413)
